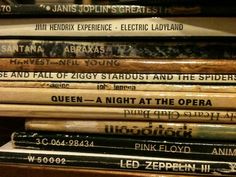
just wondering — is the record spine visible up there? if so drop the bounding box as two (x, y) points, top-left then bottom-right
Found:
(2, 58), (236, 73)
(1, 104), (236, 123)
(0, 17), (236, 37)
(0, 146), (235, 176)
(25, 120), (236, 140)
(2, 81), (236, 93)
(1, 40), (236, 59)
(1, 72), (236, 84)
(11, 131), (236, 161)
(1, 4), (236, 17)
(1, 87), (236, 109)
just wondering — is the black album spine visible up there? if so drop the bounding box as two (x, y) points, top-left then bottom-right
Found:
(1, 4), (236, 17)
(11, 132), (236, 162)
(0, 147), (235, 176)
(1, 40), (236, 59)
(4, 0), (236, 5)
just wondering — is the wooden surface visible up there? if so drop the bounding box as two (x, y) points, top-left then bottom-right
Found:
(0, 163), (203, 177)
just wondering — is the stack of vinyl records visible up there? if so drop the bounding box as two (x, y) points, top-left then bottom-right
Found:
(0, 0), (236, 177)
